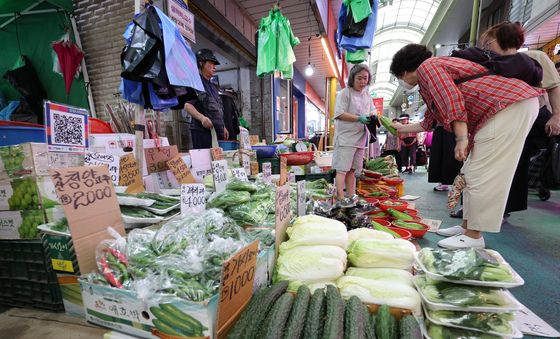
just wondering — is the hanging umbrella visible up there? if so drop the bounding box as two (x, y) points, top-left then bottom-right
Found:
(52, 40), (84, 95)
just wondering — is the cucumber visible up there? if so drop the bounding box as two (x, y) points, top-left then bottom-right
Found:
(387, 209), (414, 221)
(366, 314), (377, 339)
(260, 293), (294, 338)
(344, 296), (366, 339)
(375, 305), (397, 339)
(284, 285), (311, 339)
(399, 315), (422, 339)
(324, 285), (344, 339)
(243, 281), (289, 338)
(153, 318), (190, 337)
(303, 288), (326, 339)
(150, 306), (198, 336)
(159, 303), (207, 332)
(371, 223), (401, 238)
(393, 220), (424, 230)
(227, 287), (269, 338)
(379, 116), (397, 135)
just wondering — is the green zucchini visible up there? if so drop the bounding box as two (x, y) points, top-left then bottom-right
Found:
(243, 281), (289, 338)
(399, 315), (422, 339)
(150, 306), (198, 336)
(324, 285), (345, 339)
(344, 296), (366, 339)
(379, 115), (397, 135)
(375, 305), (398, 339)
(371, 222), (401, 238)
(260, 293), (294, 338)
(303, 288), (326, 339)
(366, 314), (377, 339)
(284, 285), (311, 339)
(392, 220), (425, 230)
(387, 208), (414, 221)
(159, 303), (207, 332)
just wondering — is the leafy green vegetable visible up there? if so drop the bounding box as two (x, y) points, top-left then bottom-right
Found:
(281, 215), (349, 251)
(345, 267), (412, 287)
(428, 310), (514, 335)
(121, 206), (159, 218)
(207, 190), (251, 209)
(274, 245), (347, 284)
(427, 322), (502, 339)
(347, 227), (393, 243)
(226, 178), (258, 193)
(227, 200), (271, 225)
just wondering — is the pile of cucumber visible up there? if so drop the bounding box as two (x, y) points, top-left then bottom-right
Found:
(228, 282), (422, 339)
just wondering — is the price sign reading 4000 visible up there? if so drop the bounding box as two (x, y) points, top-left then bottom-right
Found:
(181, 183), (205, 214)
(211, 160), (228, 193)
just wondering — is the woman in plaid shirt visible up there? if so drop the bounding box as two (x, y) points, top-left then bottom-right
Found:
(389, 44), (542, 249)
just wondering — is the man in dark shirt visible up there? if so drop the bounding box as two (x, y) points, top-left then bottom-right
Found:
(184, 49), (229, 149)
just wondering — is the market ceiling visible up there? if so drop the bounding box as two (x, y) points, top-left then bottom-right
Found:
(236, 0), (336, 101)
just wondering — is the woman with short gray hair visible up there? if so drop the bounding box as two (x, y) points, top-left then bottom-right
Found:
(332, 64), (375, 201)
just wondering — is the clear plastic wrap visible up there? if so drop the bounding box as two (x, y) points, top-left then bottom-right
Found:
(202, 235), (246, 282)
(227, 200), (272, 226)
(95, 227), (130, 289)
(207, 190), (251, 209)
(126, 228), (157, 269)
(151, 214), (207, 255)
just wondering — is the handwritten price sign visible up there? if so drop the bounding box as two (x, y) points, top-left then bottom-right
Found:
(217, 241), (259, 334)
(211, 159), (228, 193)
(231, 168), (248, 181)
(262, 162), (272, 184)
(167, 155), (195, 184)
(49, 165), (124, 274)
(144, 145), (178, 174)
(84, 152), (120, 185)
(118, 154), (143, 193)
(181, 184), (205, 215)
(297, 180), (306, 217)
(275, 184), (291, 253)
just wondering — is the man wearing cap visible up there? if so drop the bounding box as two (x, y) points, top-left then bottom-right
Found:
(184, 49), (229, 149)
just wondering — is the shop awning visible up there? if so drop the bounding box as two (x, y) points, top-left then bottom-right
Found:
(0, 0), (73, 28)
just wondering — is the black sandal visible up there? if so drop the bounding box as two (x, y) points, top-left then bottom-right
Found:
(450, 208), (463, 218)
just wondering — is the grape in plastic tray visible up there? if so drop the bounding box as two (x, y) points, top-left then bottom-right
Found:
(412, 276), (523, 313)
(421, 304), (523, 338)
(414, 250), (525, 288)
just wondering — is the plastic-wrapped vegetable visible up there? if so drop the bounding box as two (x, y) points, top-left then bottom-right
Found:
(126, 228), (157, 268)
(227, 200), (272, 226)
(207, 190), (251, 209)
(95, 228), (129, 289)
(427, 310), (514, 336)
(246, 228), (275, 247)
(151, 215), (207, 255)
(226, 178), (258, 193)
(427, 322), (502, 339)
(202, 209), (246, 241)
(203, 236), (246, 282)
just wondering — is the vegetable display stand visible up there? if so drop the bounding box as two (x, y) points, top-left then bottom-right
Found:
(0, 239), (63, 311)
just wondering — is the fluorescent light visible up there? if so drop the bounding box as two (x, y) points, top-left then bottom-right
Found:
(321, 37), (339, 78)
(435, 43), (442, 49)
(305, 63), (315, 77)
(517, 47), (529, 52)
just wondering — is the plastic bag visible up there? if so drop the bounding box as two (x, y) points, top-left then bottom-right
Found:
(151, 215), (207, 255)
(226, 178), (258, 193)
(203, 235), (246, 282)
(207, 190), (251, 209)
(126, 228), (157, 268)
(228, 200), (272, 226)
(202, 209), (246, 241)
(95, 227), (130, 289)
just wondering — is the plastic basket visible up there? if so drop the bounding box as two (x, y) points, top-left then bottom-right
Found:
(0, 126), (45, 146)
(89, 117), (113, 134)
(0, 239), (63, 311)
(218, 140), (239, 151)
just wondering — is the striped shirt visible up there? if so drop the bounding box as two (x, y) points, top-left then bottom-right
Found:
(417, 57), (542, 145)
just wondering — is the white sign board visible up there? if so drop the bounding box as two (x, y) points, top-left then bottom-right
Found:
(231, 168), (248, 181)
(181, 184), (205, 215)
(211, 160), (228, 193)
(297, 180), (306, 217)
(515, 306), (560, 337)
(167, 0), (195, 42)
(84, 152), (120, 186)
(262, 162), (272, 184)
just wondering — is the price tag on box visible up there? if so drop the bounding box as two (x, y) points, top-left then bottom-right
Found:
(262, 162), (272, 184)
(217, 241), (259, 336)
(297, 180), (306, 217)
(211, 160), (228, 193)
(181, 184), (205, 215)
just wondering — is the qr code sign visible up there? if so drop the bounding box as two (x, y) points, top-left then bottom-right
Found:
(52, 112), (86, 146)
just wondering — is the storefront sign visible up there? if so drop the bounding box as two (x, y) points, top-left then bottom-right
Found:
(231, 168), (248, 181)
(275, 184), (291, 254)
(181, 183), (205, 215)
(44, 101), (89, 153)
(167, 0), (196, 43)
(144, 145), (178, 174)
(84, 152), (120, 186)
(211, 160), (228, 193)
(167, 155), (195, 184)
(262, 162), (272, 183)
(217, 241), (259, 336)
(297, 180), (306, 217)
(119, 154), (144, 193)
(50, 166), (124, 274)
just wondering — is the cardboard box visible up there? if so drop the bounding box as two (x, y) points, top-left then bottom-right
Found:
(0, 177), (41, 211)
(80, 249), (270, 338)
(58, 274), (85, 317)
(0, 209), (46, 239)
(42, 232), (78, 275)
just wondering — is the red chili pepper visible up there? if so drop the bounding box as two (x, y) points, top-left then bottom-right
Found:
(106, 247), (128, 266)
(100, 256), (123, 288)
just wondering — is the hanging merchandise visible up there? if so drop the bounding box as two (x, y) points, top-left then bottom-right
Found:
(337, 0), (379, 52)
(346, 49), (368, 64)
(256, 7), (300, 79)
(341, 0), (372, 37)
(52, 33), (85, 95)
(120, 4), (202, 109)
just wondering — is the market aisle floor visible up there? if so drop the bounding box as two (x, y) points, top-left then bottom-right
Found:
(407, 167), (560, 334)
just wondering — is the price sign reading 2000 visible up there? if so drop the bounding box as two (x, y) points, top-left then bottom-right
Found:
(51, 168), (113, 210)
